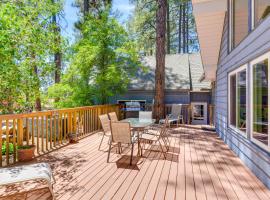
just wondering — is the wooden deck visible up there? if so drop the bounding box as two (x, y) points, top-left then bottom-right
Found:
(1, 126), (270, 200)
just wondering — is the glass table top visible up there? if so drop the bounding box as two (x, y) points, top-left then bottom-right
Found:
(121, 118), (155, 128)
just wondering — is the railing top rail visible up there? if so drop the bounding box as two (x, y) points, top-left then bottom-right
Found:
(0, 104), (119, 120)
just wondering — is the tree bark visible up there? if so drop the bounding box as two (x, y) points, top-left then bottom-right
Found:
(178, 2), (182, 53)
(52, 8), (61, 84)
(84, 0), (89, 15)
(166, 1), (170, 54)
(182, 1), (186, 53)
(33, 65), (42, 111)
(154, 0), (167, 121)
(186, 1), (189, 53)
(54, 52), (61, 83)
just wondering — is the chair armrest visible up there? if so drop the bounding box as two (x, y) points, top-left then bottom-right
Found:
(167, 114), (172, 118)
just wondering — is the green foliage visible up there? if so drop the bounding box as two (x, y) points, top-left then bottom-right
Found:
(0, 0), (65, 114)
(128, 0), (157, 55)
(129, 0), (199, 55)
(49, 10), (142, 107)
(17, 145), (34, 150)
(2, 142), (14, 155)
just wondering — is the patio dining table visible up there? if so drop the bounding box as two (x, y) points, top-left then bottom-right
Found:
(121, 118), (156, 130)
(121, 118), (156, 156)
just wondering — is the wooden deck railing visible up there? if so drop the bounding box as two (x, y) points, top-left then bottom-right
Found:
(0, 104), (120, 167)
(0, 103), (214, 167)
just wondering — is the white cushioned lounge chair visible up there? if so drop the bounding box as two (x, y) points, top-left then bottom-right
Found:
(0, 162), (55, 199)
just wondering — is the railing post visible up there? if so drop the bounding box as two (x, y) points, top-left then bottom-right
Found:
(98, 107), (101, 129)
(0, 119), (2, 167)
(17, 118), (24, 146)
(188, 105), (191, 124)
(68, 112), (72, 134)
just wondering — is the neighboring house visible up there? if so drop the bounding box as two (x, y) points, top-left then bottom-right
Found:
(192, 0), (270, 188)
(112, 53), (211, 104)
(111, 53), (212, 124)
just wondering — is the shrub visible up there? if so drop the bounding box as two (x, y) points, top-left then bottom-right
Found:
(2, 142), (14, 155)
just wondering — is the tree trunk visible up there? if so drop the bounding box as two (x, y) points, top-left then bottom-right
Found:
(52, 8), (61, 84)
(178, 2), (182, 53)
(166, 1), (170, 54)
(154, 0), (167, 121)
(186, 1), (189, 53)
(52, 0), (61, 105)
(54, 53), (61, 83)
(182, 2), (186, 53)
(33, 65), (42, 111)
(84, 0), (89, 15)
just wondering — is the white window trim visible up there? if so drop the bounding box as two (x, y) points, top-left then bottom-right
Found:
(229, 0), (233, 52)
(228, 65), (248, 137)
(251, 0), (255, 29)
(250, 52), (270, 152)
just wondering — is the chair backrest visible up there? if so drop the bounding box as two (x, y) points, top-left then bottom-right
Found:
(99, 114), (111, 133)
(110, 122), (131, 144)
(139, 111), (152, 122)
(159, 118), (169, 138)
(108, 112), (118, 122)
(171, 104), (182, 118)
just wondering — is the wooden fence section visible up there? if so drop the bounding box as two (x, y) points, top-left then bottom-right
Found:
(0, 104), (120, 167)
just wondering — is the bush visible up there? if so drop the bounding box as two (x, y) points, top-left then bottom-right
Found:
(17, 145), (34, 150)
(2, 142), (14, 155)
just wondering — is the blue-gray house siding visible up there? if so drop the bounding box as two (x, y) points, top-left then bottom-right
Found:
(215, 13), (270, 188)
(111, 90), (191, 104)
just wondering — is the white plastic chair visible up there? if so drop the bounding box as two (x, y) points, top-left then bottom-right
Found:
(139, 111), (152, 122)
(159, 104), (183, 127)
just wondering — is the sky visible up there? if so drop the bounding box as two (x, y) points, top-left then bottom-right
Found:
(61, 0), (134, 43)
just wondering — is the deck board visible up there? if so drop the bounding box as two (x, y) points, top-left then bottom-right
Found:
(1, 126), (270, 200)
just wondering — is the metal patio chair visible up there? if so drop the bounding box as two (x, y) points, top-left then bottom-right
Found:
(107, 122), (137, 165)
(140, 119), (170, 158)
(98, 114), (111, 150)
(108, 112), (118, 122)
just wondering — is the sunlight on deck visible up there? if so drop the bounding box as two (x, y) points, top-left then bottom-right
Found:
(1, 126), (270, 200)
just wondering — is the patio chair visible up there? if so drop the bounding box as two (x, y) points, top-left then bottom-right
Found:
(0, 162), (55, 199)
(108, 112), (118, 122)
(139, 111), (152, 122)
(107, 122), (137, 165)
(140, 120), (169, 158)
(145, 118), (170, 147)
(98, 114), (111, 150)
(159, 104), (183, 127)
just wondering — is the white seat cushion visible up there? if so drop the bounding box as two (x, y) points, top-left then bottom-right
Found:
(0, 163), (53, 186)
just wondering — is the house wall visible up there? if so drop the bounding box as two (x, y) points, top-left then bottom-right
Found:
(190, 92), (211, 104)
(110, 90), (191, 104)
(215, 12), (270, 188)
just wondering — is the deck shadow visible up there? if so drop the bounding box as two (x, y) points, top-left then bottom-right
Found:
(115, 155), (141, 170)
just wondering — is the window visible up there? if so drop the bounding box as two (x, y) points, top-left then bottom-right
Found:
(230, 74), (237, 126)
(251, 53), (270, 151)
(229, 66), (247, 134)
(233, 0), (249, 47)
(229, 0), (270, 51)
(254, 0), (270, 27)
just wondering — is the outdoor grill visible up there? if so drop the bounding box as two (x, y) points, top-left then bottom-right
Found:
(118, 100), (146, 118)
